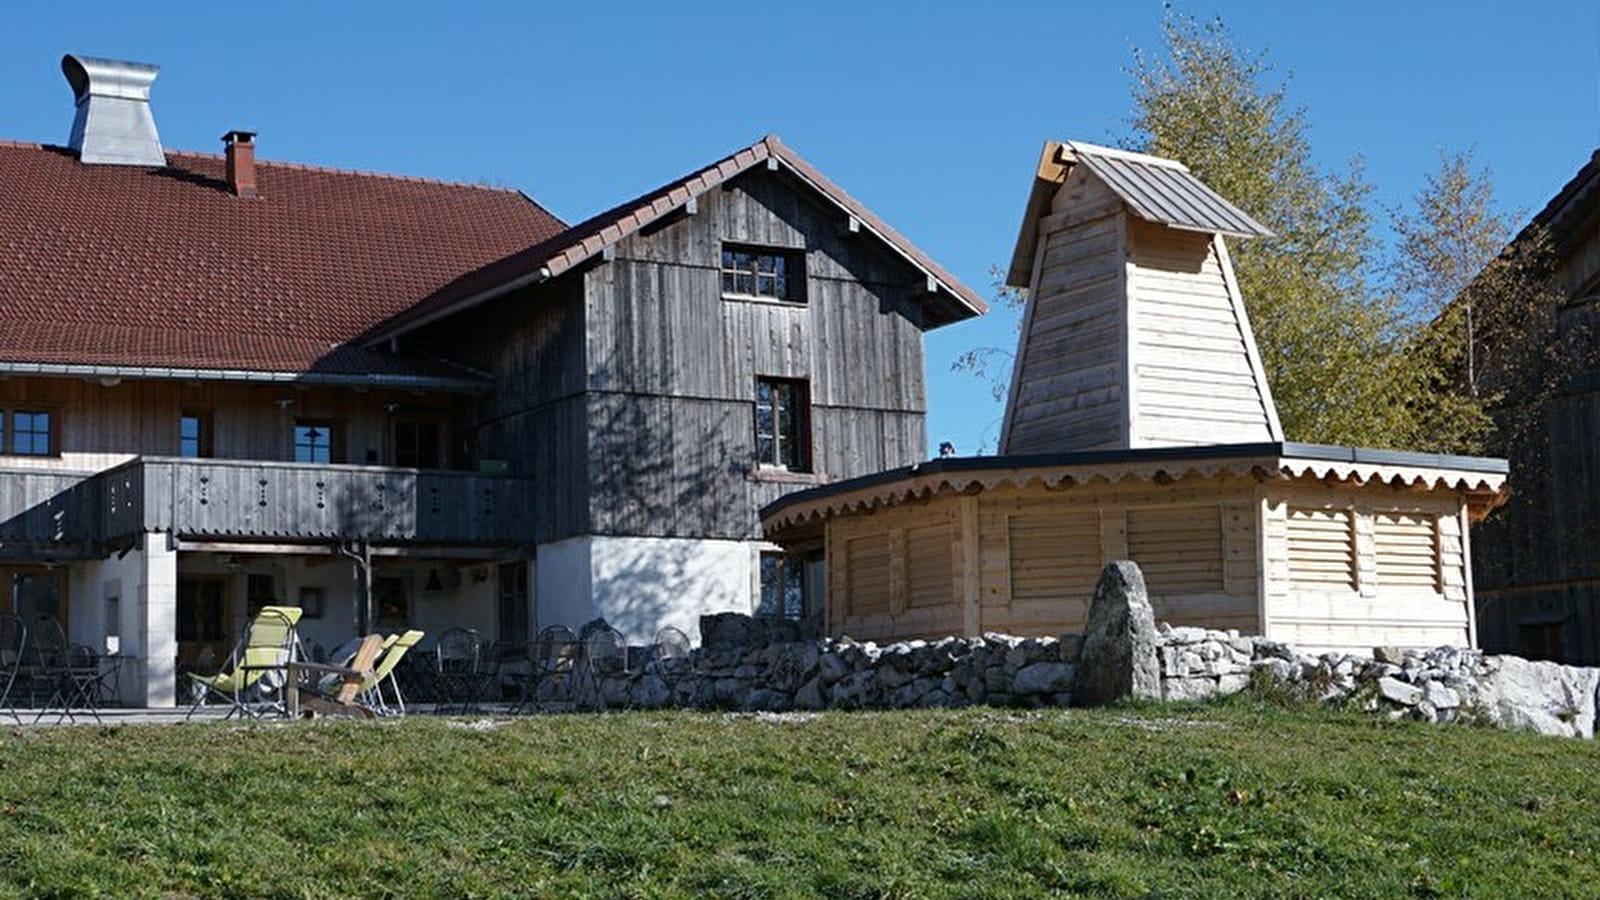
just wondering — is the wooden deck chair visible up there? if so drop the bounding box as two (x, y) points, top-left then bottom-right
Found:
(296, 633), (385, 719)
(362, 630), (424, 716)
(186, 605), (304, 720)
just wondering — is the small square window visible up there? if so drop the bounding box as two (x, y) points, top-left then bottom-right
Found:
(721, 245), (803, 302)
(755, 378), (811, 472)
(10, 410), (53, 456)
(294, 420), (336, 464)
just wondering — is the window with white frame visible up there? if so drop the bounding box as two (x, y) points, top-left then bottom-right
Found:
(721, 244), (803, 303)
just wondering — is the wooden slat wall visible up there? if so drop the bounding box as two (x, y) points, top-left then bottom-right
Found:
(583, 169), (932, 543)
(1264, 487), (1471, 654)
(1126, 219), (1276, 446)
(1287, 508), (1356, 590)
(1004, 166), (1127, 453)
(0, 376), (467, 471)
(827, 502), (964, 642)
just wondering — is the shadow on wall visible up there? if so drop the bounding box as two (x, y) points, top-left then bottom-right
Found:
(590, 538), (710, 643)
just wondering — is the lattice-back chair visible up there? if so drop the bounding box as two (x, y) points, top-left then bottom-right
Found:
(514, 625), (579, 714)
(652, 625), (693, 708)
(0, 616), (25, 723)
(23, 615), (69, 708)
(582, 624), (629, 710)
(433, 627), (485, 712)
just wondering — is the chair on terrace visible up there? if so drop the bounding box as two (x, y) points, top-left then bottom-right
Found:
(186, 605), (304, 720)
(581, 624), (629, 710)
(513, 625), (580, 714)
(0, 616), (25, 724)
(652, 625), (693, 708)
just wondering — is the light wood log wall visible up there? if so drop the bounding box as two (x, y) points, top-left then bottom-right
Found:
(815, 476), (1477, 652)
(1003, 167), (1128, 453)
(1262, 485), (1470, 654)
(1125, 220), (1276, 446)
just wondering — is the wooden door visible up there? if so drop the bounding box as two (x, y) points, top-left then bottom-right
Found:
(176, 577), (231, 671)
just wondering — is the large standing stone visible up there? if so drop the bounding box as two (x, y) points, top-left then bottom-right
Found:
(1073, 561), (1161, 706)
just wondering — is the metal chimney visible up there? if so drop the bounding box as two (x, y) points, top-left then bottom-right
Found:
(61, 54), (166, 166)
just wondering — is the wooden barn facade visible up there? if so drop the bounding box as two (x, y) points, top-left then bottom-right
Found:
(1473, 149), (1600, 663)
(763, 141), (1509, 655)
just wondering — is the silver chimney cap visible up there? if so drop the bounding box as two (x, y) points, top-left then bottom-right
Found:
(62, 54), (166, 166)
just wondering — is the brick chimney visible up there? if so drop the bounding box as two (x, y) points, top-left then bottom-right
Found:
(223, 130), (258, 198)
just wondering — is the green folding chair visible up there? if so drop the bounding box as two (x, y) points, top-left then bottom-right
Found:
(186, 605), (304, 720)
(362, 630), (424, 716)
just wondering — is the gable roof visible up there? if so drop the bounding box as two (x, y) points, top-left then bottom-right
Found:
(0, 141), (567, 383)
(1007, 140), (1273, 287)
(368, 134), (988, 343)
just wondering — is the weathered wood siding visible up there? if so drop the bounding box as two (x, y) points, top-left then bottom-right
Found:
(1126, 220), (1276, 446)
(0, 376), (468, 472)
(1470, 161), (1600, 664)
(585, 169), (930, 541)
(1262, 486), (1470, 654)
(1004, 167), (1128, 453)
(409, 278), (592, 544)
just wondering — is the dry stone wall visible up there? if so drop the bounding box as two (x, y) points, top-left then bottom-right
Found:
(566, 564), (1600, 740)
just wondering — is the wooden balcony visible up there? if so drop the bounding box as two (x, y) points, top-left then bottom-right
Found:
(0, 467), (101, 557)
(99, 457), (533, 546)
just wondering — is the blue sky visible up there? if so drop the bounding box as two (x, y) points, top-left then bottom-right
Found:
(3, 2), (1596, 456)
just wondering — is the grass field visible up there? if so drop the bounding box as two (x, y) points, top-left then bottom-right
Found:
(0, 698), (1594, 899)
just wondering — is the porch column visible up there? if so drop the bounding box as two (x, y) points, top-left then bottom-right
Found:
(129, 535), (178, 707)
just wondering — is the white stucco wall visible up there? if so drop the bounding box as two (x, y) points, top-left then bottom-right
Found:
(535, 535), (755, 644)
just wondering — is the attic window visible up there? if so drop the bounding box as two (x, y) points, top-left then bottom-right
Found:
(722, 244), (804, 303)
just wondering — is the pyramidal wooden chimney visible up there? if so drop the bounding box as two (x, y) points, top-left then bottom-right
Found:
(1000, 141), (1281, 453)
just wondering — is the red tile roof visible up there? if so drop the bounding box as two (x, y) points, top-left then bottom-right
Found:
(0, 141), (566, 378)
(370, 135), (988, 342)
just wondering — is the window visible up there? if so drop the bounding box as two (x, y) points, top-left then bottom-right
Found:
(177, 578), (227, 643)
(755, 377), (810, 471)
(394, 420), (442, 469)
(179, 410), (213, 458)
(722, 245), (803, 302)
(497, 562), (530, 644)
(246, 573), (276, 617)
(1, 410), (54, 456)
(375, 576), (409, 625)
(757, 552), (806, 620)
(293, 420), (335, 463)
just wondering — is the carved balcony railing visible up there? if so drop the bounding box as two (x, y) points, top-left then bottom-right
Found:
(99, 457), (534, 546)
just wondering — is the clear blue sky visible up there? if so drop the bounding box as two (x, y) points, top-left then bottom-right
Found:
(3, 2), (1596, 456)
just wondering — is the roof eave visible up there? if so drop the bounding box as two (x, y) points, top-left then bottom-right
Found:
(0, 359), (490, 392)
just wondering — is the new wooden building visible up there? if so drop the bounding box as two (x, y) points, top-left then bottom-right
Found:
(763, 141), (1509, 655)
(0, 55), (984, 705)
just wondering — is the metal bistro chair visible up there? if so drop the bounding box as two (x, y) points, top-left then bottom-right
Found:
(581, 624), (629, 710)
(0, 616), (26, 724)
(652, 625), (693, 708)
(514, 625), (579, 714)
(434, 627), (486, 714)
(36, 643), (108, 725)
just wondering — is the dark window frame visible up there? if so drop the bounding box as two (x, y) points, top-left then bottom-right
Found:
(757, 552), (806, 621)
(393, 419), (444, 470)
(179, 409), (214, 458)
(293, 419), (339, 464)
(0, 408), (58, 457)
(721, 243), (805, 304)
(754, 377), (811, 472)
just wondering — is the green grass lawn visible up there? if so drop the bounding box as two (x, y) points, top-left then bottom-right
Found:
(0, 699), (1594, 899)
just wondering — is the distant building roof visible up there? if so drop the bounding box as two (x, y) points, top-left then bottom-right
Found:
(369, 134), (989, 343)
(0, 141), (567, 381)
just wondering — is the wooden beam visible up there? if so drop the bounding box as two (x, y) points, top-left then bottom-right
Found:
(684, 196), (698, 216)
(766, 156), (780, 172)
